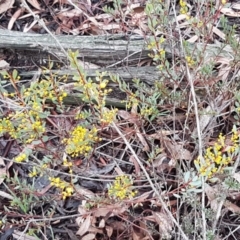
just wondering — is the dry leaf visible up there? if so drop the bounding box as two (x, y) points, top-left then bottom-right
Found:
(233, 172), (240, 183)
(187, 35), (198, 43)
(8, 8), (24, 30)
(130, 6), (146, 26)
(0, 60), (9, 69)
(0, 190), (13, 200)
(224, 200), (240, 214)
(216, 57), (231, 82)
(161, 135), (191, 160)
(23, 19), (38, 32)
(212, 26), (225, 40)
(220, 8), (240, 17)
(117, 110), (142, 125)
(27, 0), (42, 10)
(205, 184), (219, 212)
(0, 157), (6, 185)
(75, 185), (95, 199)
(0, 0), (14, 14)
(153, 212), (173, 239)
(76, 215), (92, 236)
(81, 233), (95, 240)
(57, 8), (83, 18)
(94, 204), (127, 218)
(98, 219), (105, 228)
(232, 3), (240, 10)
(105, 225), (113, 237)
(13, 230), (39, 240)
(130, 155), (141, 176)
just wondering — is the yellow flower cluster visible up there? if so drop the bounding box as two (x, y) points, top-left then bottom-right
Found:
(141, 107), (155, 118)
(0, 73), (68, 143)
(0, 109), (46, 143)
(15, 153), (27, 163)
(101, 108), (118, 124)
(28, 166), (38, 177)
(63, 157), (73, 174)
(108, 175), (137, 200)
(185, 56), (195, 67)
(195, 129), (239, 179)
(126, 94), (139, 109)
(49, 177), (74, 199)
(23, 79), (67, 104)
(0, 118), (16, 138)
(63, 126), (99, 157)
(73, 66), (111, 109)
(180, 0), (188, 14)
(158, 49), (165, 57)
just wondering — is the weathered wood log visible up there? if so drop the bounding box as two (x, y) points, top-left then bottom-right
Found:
(0, 29), (234, 109)
(0, 29), (151, 67)
(0, 29), (233, 68)
(20, 66), (160, 108)
(20, 66), (160, 85)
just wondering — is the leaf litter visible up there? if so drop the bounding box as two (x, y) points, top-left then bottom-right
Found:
(1, 0), (240, 239)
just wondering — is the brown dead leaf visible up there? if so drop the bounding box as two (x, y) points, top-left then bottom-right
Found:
(232, 3), (240, 10)
(130, 155), (141, 176)
(160, 134), (192, 160)
(0, 60), (9, 69)
(187, 35), (198, 43)
(132, 228), (144, 240)
(233, 172), (240, 183)
(105, 226), (113, 237)
(108, 221), (126, 233)
(155, 212), (172, 237)
(205, 183), (240, 214)
(75, 185), (95, 199)
(0, 157), (6, 185)
(130, 6), (146, 26)
(94, 204), (127, 218)
(98, 219), (105, 228)
(221, 7), (240, 17)
(215, 57), (231, 82)
(117, 110), (141, 125)
(8, 8), (25, 30)
(0, 0), (14, 14)
(224, 200), (240, 214)
(57, 8), (83, 18)
(117, 110), (148, 150)
(23, 19), (38, 32)
(76, 215), (92, 236)
(27, 0), (42, 10)
(0, 190), (13, 200)
(13, 230), (39, 240)
(212, 26), (225, 40)
(205, 183), (219, 212)
(81, 233), (95, 240)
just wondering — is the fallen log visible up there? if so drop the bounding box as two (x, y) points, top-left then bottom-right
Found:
(0, 29), (232, 69)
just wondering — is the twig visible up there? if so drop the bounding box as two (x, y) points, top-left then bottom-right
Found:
(172, 3), (207, 239)
(20, 0), (68, 58)
(112, 122), (188, 240)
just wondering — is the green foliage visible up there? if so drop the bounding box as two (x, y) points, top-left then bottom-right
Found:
(108, 175), (137, 200)
(4, 174), (39, 214)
